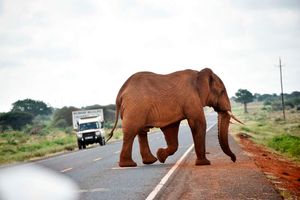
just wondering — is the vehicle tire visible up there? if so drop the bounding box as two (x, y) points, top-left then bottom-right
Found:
(82, 143), (86, 149)
(99, 137), (106, 146)
(77, 140), (82, 150)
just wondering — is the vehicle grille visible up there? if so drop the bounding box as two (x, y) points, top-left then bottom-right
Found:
(83, 132), (95, 140)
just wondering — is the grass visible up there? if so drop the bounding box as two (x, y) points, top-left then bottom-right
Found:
(267, 134), (300, 159)
(0, 129), (77, 164)
(230, 101), (300, 161)
(0, 125), (140, 164)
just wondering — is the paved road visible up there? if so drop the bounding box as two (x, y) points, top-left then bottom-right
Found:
(2, 112), (280, 200)
(156, 123), (281, 200)
(35, 112), (217, 200)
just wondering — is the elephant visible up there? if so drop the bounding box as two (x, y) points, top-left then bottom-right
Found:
(107, 68), (243, 167)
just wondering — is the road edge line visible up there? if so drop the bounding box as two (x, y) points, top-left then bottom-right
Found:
(145, 123), (216, 200)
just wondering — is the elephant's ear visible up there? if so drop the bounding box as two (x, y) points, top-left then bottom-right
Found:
(196, 68), (215, 105)
(197, 68), (214, 89)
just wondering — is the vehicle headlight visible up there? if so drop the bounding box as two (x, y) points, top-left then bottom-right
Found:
(77, 132), (82, 138)
(95, 131), (101, 136)
(100, 129), (105, 135)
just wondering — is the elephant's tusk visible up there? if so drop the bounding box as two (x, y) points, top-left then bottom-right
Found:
(227, 111), (245, 125)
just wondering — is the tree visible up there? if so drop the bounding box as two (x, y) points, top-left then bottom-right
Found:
(253, 93), (261, 101)
(235, 89), (254, 113)
(52, 106), (79, 127)
(0, 111), (34, 130)
(11, 99), (52, 116)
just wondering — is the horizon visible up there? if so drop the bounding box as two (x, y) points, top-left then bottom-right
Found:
(1, 0), (300, 112)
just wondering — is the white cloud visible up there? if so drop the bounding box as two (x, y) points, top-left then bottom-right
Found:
(0, 0), (299, 111)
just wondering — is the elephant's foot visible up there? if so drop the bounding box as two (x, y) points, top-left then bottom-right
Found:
(156, 148), (169, 163)
(195, 158), (211, 166)
(119, 159), (137, 167)
(142, 155), (158, 165)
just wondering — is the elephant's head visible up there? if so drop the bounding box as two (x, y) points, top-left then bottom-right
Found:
(197, 68), (243, 162)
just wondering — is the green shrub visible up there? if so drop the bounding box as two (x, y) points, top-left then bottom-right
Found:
(52, 107), (79, 127)
(267, 134), (300, 159)
(54, 119), (68, 128)
(64, 127), (73, 134)
(0, 112), (34, 130)
(263, 100), (272, 106)
(271, 101), (282, 111)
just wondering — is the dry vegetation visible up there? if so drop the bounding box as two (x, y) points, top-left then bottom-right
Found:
(230, 101), (300, 162)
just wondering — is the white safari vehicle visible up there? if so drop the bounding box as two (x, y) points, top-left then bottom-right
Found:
(72, 109), (106, 149)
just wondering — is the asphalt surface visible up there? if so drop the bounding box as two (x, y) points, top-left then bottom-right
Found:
(1, 112), (281, 200)
(156, 123), (281, 200)
(33, 113), (216, 200)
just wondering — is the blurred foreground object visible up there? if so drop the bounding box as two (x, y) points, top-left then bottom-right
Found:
(0, 164), (78, 200)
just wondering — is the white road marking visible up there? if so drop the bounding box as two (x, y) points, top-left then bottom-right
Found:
(114, 150), (120, 154)
(93, 157), (102, 162)
(78, 188), (109, 193)
(111, 166), (140, 170)
(60, 167), (73, 173)
(145, 123), (216, 200)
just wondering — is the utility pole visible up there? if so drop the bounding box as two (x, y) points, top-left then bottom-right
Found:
(279, 57), (286, 120)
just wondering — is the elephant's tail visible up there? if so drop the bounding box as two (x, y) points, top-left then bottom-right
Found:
(106, 101), (120, 142)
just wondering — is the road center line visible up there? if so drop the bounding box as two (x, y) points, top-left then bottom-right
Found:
(78, 188), (109, 193)
(93, 157), (102, 162)
(60, 167), (73, 173)
(145, 123), (216, 200)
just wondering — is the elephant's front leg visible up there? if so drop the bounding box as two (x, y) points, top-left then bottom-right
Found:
(119, 132), (137, 167)
(138, 132), (157, 165)
(188, 118), (210, 165)
(157, 121), (180, 163)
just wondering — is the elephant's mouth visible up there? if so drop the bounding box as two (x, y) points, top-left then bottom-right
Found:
(217, 111), (244, 162)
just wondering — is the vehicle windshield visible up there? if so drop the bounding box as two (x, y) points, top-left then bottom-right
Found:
(79, 122), (99, 131)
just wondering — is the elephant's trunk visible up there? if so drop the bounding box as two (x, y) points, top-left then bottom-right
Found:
(217, 112), (236, 162)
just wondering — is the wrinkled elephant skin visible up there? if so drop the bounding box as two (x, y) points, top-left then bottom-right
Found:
(107, 68), (237, 167)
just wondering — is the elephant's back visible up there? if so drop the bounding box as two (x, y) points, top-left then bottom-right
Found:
(118, 69), (196, 103)
(125, 69), (196, 90)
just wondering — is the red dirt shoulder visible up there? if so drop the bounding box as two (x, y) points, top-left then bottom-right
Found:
(236, 133), (300, 199)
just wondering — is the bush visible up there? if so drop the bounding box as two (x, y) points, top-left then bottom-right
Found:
(271, 101), (282, 111)
(52, 106), (79, 127)
(263, 100), (272, 106)
(285, 100), (295, 109)
(64, 127), (73, 134)
(54, 119), (68, 128)
(0, 112), (34, 130)
(267, 134), (300, 159)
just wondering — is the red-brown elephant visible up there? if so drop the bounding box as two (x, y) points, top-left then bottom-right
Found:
(107, 68), (242, 167)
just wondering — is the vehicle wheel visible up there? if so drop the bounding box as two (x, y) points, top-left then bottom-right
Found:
(83, 143), (86, 149)
(99, 137), (106, 146)
(77, 140), (82, 150)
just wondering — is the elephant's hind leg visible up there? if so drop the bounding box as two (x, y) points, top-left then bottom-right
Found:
(138, 132), (157, 165)
(157, 121), (180, 163)
(119, 131), (137, 167)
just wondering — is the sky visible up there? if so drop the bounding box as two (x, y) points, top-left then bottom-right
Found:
(0, 0), (300, 112)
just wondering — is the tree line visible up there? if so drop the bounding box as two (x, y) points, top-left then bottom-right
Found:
(233, 89), (300, 113)
(1, 90), (299, 132)
(0, 99), (116, 132)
